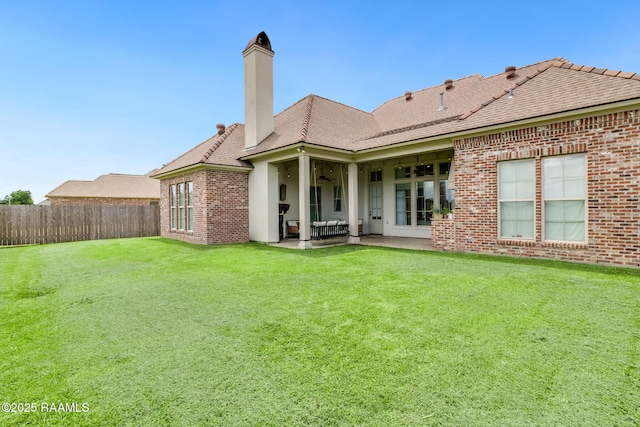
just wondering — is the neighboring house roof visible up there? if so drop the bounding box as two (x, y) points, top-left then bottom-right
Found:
(46, 173), (160, 199)
(154, 57), (640, 176)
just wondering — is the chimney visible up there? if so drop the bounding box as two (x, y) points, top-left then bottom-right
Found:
(243, 31), (274, 149)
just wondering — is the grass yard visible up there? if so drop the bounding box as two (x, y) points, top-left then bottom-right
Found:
(1, 238), (639, 426)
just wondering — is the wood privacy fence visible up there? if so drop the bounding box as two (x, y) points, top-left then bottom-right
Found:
(0, 205), (160, 246)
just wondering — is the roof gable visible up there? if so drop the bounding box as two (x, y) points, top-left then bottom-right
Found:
(151, 123), (252, 177)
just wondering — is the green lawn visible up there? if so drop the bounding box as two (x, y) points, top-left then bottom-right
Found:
(1, 238), (639, 426)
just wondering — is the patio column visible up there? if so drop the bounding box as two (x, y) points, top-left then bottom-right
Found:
(298, 152), (312, 249)
(348, 162), (360, 244)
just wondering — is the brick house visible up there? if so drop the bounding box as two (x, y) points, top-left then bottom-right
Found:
(47, 173), (160, 206)
(151, 32), (640, 267)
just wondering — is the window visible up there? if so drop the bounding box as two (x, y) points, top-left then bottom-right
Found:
(170, 181), (193, 232)
(333, 186), (342, 212)
(370, 170), (382, 182)
(543, 154), (586, 242)
(439, 180), (454, 211)
(395, 166), (412, 179)
(170, 185), (177, 229)
(416, 181), (434, 225)
(311, 186), (322, 221)
(178, 183), (185, 230)
(498, 159), (535, 239)
(186, 182), (194, 231)
(395, 183), (411, 225)
(415, 163), (434, 177)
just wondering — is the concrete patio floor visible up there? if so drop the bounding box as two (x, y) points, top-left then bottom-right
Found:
(270, 235), (433, 251)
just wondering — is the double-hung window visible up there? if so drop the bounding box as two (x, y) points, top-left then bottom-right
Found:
(170, 182), (194, 232)
(333, 186), (342, 212)
(543, 154), (586, 242)
(498, 159), (535, 239)
(178, 183), (185, 230)
(170, 185), (177, 229)
(186, 182), (194, 231)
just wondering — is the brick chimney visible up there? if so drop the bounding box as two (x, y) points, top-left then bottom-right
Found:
(243, 31), (274, 150)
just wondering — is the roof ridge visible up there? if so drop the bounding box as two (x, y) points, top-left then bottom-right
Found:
(299, 95), (315, 142)
(559, 62), (640, 80)
(200, 123), (240, 162)
(311, 93), (372, 114)
(458, 61), (567, 120)
(371, 75), (485, 114)
(362, 115), (461, 141)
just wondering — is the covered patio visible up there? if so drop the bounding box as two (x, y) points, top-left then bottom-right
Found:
(270, 235), (434, 251)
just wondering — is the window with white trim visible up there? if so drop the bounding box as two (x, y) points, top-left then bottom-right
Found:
(170, 182), (194, 232)
(543, 154), (586, 242)
(178, 183), (185, 230)
(498, 159), (535, 239)
(395, 183), (411, 225)
(186, 182), (194, 231)
(170, 185), (177, 229)
(333, 186), (342, 212)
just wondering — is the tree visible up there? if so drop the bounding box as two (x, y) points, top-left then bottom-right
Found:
(0, 190), (34, 205)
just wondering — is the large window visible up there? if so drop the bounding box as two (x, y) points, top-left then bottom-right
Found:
(394, 158), (452, 226)
(498, 159), (535, 239)
(416, 181), (434, 225)
(169, 182), (194, 232)
(170, 185), (177, 229)
(178, 183), (185, 230)
(543, 154), (586, 242)
(395, 183), (411, 225)
(186, 182), (194, 231)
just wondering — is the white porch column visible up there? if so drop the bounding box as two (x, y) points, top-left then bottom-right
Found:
(298, 153), (312, 249)
(348, 162), (360, 244)
(248, 161), (279, 243)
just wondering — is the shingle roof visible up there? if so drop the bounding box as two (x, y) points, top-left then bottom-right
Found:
(243, 94), (377, 156)
(46, 174), (160, 199)
(155, 57), (640, 175)
(151, 123), (252, 177)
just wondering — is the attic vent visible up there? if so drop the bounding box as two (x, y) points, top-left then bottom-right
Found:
(505, 65), (517, 79)
(444, 79), (454, 90)
(216, 124), (226, 135)
(405, 91), (413, 101)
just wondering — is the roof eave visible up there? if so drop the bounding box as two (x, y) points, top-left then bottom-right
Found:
(239, 141), (355, 161)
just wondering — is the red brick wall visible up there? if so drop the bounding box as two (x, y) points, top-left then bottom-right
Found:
(49, 197), (158, 206)
(159, 169), (249, 245)
(436, 109), (640, 268)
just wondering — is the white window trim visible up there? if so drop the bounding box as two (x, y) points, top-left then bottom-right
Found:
(498, 159), (535, 240)
(542, 154), (587, 244)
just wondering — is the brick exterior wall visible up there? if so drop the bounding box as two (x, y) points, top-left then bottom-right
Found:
(159, 169), (249, 245)
(48, 197), (158, 206)
(432, 109), (640, 268)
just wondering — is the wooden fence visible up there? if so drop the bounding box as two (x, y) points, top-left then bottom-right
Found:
(0, 205), (160, 246)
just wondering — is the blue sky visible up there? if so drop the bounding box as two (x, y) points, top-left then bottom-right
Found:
(1, 1), (638, 203)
